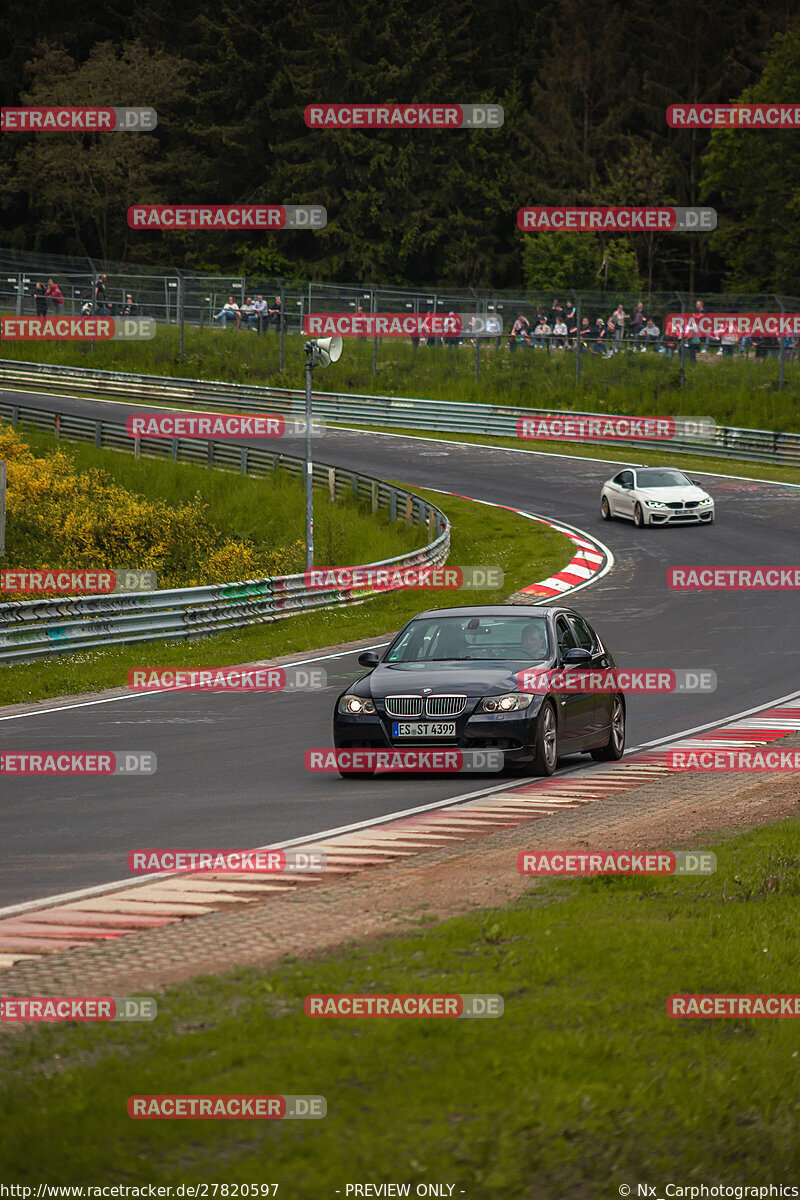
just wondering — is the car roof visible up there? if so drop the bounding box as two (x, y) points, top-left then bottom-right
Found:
(411, 604), (579, 620)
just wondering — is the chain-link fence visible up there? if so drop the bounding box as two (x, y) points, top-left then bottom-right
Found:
(2, 246), (799, 388)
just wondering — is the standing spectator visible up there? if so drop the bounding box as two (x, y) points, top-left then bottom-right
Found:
(444, 311), (459, 349)
(611, 304), (629, 351)
(213, 296), (239, 328)
(94, 274), (110, 314)
(33, 282), (48, 316)
(269, 295), (284, 333)
(253, 294), (268, 334)
(121, 294), (136, 316)
(630, 301), (645, 346)
(720, 328), (738, 356)
(45, 279), (65, 311)
(552, 317), (568, 349)
(550, 299), (564, 329)
(564, 301), (578, 347)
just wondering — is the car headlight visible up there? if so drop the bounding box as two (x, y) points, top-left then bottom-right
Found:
(338, 695), (376, 715)
(645, 500), (668, 508)
(478, 692), (535, 713)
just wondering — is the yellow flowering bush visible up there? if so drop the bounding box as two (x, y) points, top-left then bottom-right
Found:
(0, 425), (303, 595)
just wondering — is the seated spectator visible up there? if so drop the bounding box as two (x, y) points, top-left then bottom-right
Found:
(213, 297), (240, 328)
(239, 297), (258, 329)
(33, 282), (47, 316)
(532, 319), (551, 349)
(720, 329), (738, 356)
(639, 318), (659, 351)
(552, 318), (568, 348)
(507, 313), (530, 351)
(591, 318), (607, 356)
(45, 279), (65, 311)
(121, 294), (136, 316)
(578, 316), (592, 350)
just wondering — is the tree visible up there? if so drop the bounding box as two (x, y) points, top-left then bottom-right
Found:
(521, 231), (641, 293)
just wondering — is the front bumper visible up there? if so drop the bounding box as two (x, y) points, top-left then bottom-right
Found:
(333, 701), (545, 764)
(645, 505), (714, 525)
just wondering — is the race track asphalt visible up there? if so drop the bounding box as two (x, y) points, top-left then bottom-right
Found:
(2, 388), (798, 906)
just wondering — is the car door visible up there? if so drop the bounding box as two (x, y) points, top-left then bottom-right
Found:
(613, 470), (635, 518)
(554, 616), (594, 746)
(568, 614), (613, 736)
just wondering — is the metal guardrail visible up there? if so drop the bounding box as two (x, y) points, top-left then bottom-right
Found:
(0, 400), (450, 663)
(0, 358), (798, 465)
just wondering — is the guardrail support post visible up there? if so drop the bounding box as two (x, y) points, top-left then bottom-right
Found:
(241, 446), (248, 475)
(95, 422), (102, 448)
(328, 467), (336, 502)
(390, 489), (397, 522)
(11, 406), (19, 427)
(171, 438), (178, 461)
(53, 413), (61, 440)
(371, 480), (378, 513)
(352, 474), (360, 500)
(405, 495), (413, 527)
(208, 441), (214, 467)
(134, 437), (141, 459)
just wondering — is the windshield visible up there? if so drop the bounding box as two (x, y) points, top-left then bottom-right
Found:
(636, 469), (692, 488)
(385, 615), (552, 663)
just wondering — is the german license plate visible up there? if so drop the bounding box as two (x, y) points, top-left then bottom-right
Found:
(392, 721), (457, 738)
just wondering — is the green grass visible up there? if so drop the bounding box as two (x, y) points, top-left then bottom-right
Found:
(1, 818), (799, 1188)
(9, 421), (428, 574)
(3, 321), (800, 431)
(0, 483), (570, 706)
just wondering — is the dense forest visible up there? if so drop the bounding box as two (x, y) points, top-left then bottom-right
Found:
(0, 0), (798, 292)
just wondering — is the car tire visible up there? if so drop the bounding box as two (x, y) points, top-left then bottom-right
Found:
(591, 695), (626, 761)
(532, 700), (558, 776)
(601, 496), (612, 521)
(634, 502), (646, 528)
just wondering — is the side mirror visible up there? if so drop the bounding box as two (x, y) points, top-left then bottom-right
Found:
(358, 651), (380, 668)
(563, 647), (592, 668)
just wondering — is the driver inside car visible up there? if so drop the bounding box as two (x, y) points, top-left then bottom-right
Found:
(520, 621), (548, 660)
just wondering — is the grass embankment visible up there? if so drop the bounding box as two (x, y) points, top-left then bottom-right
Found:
(2, 322), (799, 431)
(0, 818), (798, 1186)
(0, 426), (571, 705)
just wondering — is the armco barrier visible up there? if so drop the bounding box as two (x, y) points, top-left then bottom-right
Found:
(0, 359), (798, 464)
(0, 401), (449, 663)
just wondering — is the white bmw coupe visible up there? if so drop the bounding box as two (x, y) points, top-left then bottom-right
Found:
(600, 466), (715, 528)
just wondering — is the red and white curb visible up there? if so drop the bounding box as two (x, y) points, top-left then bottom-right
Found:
(429, 489), (612, 601)
(1, 700), (797, 969)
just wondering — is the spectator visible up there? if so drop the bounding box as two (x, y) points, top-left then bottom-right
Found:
(253, 294), (268, 333)
(94, 274), (110, 315)
(639, 317), (660, 351)
(121, 294), (136, 316)
(720, 328), (738, 357)
(591, 318), (607, 356)
(213, 296), (240, 328)
(550, 299), (564, 328)
(239, 297), (258, 330)
(508, 313), (530, 352)
(45, 279), (65, 311)
(578, 316), (592, 350)
(610, 304), (629, 351)
(630, 301), (645, 345)
(33, 282), (47, 316)
(445, 311), (459, 349)
(532, 317), (552, 349)
(564, 301), (578, 347)
(552, 317), (568, 349)
(269, 295), (284, 333)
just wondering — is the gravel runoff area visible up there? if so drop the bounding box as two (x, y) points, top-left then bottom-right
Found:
(1, 733), (798, 999)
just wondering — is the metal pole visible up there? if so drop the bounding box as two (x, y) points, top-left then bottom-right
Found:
(573, 291), (582, 386)
(305, 355), (314, 569)
(279, 281), (285, 371)
(177, 271), (185, 359)
(675, 292), (685, 385)
(775, 295), (785, 389)
(371, 287), (377, 376)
